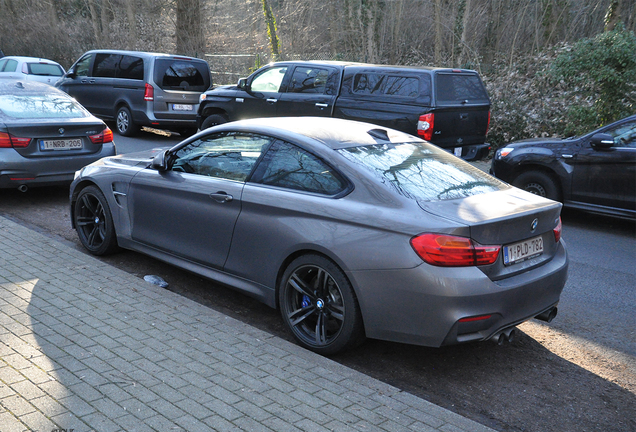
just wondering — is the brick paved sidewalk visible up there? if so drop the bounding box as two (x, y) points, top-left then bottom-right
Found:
(0, 215), (496, 432)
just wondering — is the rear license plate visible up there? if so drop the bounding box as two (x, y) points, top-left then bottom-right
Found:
(40, 138), (83, 151)
(503, 236), (544, 265)
(172, 104), (193, 111)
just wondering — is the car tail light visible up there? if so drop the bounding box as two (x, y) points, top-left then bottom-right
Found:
(553, 217), (562, 243)
(410, 233), (501, 267)
(89, 127), (114, 144)
(417, 113), (434, 141)
(144, 83), (154, 101)
(486, 111), (491, 135)
(0, 132), (31, 148)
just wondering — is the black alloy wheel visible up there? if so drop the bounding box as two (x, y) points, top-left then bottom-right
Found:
(279, 255), (364, 355)
(74, 186), (119, 256)
(116, 106), (139, 136)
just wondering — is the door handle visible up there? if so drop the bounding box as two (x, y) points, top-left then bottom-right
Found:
(266, 98), (278, 103)
(210, 192), (233, 203)
(315, 103), (329, 108)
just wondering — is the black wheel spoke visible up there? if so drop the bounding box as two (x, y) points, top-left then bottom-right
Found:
(327, 303), (344, 322)
(314, 312), (327, 345)
(289, 273), (315, 299)
(288, 305), (315, 327)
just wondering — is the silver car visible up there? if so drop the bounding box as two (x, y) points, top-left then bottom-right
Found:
(0, 56), (65, 85)
(70, 117), (568, 355)
(0, 79), (116, 191)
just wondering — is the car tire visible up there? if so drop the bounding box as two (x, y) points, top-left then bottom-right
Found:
(200, 114), (227, 131)
(279, 254), (365, 355)
(116, 106), (139, 136)
(177, 127), (198, 137)
(513, 171), (561, 201)
(74, 186), (119, 256)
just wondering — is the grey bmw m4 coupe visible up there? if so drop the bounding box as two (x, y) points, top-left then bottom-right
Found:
(70, 117), (568, 355)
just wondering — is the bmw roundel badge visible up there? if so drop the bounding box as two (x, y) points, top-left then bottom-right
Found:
(531, 218), (539, 231)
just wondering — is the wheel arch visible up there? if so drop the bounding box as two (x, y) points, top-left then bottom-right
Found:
(70, 179), (101, 229)
(200, 106), (229, 122)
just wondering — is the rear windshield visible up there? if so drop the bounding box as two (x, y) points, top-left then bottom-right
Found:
(435, 73), (489, 105)
(154, 59), (210, 91)
(27, 63), (64, 77)
(0, 93), (88, 119)
(338, 142), (505, 201)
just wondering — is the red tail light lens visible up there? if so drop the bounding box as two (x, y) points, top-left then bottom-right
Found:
(0, 132), (31, 148)
(144, 83), (154, 101)
(410, 233), (501, 267)
(417, 113), (434, 141)
(486, 111), (491, 135)
(553, 217), (562, 243)
(89, 127), (114, 144)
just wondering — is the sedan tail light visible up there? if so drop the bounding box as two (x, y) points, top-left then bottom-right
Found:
(89, 127), (114, 144)
(553, 217), (562, 243)
(411, 233), (501, 267)
(0, 132), (31, 148)
(417, 113), (434, 141)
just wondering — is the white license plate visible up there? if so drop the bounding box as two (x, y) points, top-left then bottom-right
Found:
(172, 104), (193, 111)
(454, 147), (462, 157)
(40, 138), (83, 151)
(503, 236), (544, 265)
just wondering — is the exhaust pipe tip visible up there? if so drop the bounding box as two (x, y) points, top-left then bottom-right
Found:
(17, 184), (28, 193)
(491, 327), (519, 345)
(504, 327), (518, 343)
(535, 307), (558, 323)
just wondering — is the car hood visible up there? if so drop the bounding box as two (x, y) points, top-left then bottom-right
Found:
(509, 137), (573, 147)
(418, 187), (562, 245)
(105, 147), (169, 168)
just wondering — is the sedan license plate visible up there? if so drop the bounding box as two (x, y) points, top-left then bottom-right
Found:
(172, 104), (193, 111)
(503, 236), (544, 265)
(40, 138), (83, 151)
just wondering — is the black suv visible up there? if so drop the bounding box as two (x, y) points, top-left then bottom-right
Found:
(197, 61), (491, 160)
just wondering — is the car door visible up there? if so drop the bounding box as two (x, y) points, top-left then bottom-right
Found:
(58, 54), (95, 112)
(570, 119), (636, 211)
(0, 58), (19, 79)
(276, 65), (338, 117)
(237, 65), (289, 119)
(128, 132), (272, 269)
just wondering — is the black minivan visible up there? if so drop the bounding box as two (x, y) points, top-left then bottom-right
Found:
(56, 50), (212, 136)
(197, 61), (491, 159)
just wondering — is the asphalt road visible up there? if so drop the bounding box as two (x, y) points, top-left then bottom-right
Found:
(1, 128), (634, 432)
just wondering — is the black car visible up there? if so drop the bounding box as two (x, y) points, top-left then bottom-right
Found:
(198, 61), (492, 160)
(491, 115), (636, 219)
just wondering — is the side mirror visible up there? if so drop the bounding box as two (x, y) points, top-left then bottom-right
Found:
(590, 133), (614, 149)
(237, 77), (249, 90)
(66, 69), (77, 79)
(152, 150), (169, 171)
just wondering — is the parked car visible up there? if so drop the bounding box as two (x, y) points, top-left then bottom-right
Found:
(56, 50), (212, 137)
(70, 117), (567, 355)
(0, 56), (65, 85)
(491, 115), (636, 219)
(197, 61), (492, 160)
(0, 79), (116, 191)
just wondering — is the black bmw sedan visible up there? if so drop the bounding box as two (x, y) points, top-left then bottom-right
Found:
(491, 115), (636, 219)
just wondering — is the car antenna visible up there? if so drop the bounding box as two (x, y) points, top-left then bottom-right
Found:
(367, 128), (390, 141)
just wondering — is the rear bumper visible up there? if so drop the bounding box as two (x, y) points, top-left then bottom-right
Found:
(0, 143), (116, 189)
(348, 240), (568, 347)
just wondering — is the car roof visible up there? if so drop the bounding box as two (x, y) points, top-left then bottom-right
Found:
(214, 117), (422, 150)
(82, 50), (203, 61)
(1, 56), (62, 65)
(265, 60), (478, 74)
(0, 78), (69, 95)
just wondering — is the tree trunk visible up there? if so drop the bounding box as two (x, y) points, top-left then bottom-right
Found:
(176, 0), (204, 57)
(434, 0), (443, 64)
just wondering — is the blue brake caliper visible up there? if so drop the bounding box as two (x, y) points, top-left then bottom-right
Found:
(301, 295), (311, 308)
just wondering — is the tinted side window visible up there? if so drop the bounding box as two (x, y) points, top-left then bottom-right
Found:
(74, 55), (91, 77)
(171, 132), (270, 181)
(0, 59), (7, 71)
(384, 76), (419, 97)
(93, 54), (121, 78)
(606, 121), (636, 148)
(118, 55), (144, 80)
(154, 59), (209, 91)
(436, 73), (489, 104)
(251, 66), (287, 92)
(353, 73), (385, 94)
(352, 73), (422, 98)
(287, 67), (330, 94)
(253, 140), (347, 195)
